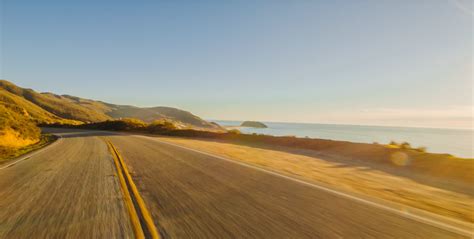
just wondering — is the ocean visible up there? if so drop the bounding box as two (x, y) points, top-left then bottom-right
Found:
(214, 120), (473, 158)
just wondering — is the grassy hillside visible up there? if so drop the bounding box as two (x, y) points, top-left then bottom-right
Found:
(0, 102), (42, 158)
(107, 105), (219, 129)
(0, 80), (110, 122)
(0, 103), (40, 146)
(0, 89), (79, 124)
(0, 79), (222, 158)
(0, 84), (81, 159)
(0, 80), (220, 129)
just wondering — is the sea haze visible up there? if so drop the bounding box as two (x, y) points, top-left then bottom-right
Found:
(214, 121), (473, 158)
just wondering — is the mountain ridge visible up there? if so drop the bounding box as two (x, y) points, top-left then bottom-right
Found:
(0, 79), (220, 129)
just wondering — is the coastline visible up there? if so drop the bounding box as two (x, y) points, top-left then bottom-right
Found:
(217, 121), (474, 159)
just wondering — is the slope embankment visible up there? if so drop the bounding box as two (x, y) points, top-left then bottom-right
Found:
(0, 103), (42, 159)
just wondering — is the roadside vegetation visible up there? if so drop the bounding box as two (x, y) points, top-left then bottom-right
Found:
(43, 118), (179, 132)
(387, 140), (427, 152)
(0, 103), (57, 161)
(0, 103), (41, 147)
(0, 134), (57, 161)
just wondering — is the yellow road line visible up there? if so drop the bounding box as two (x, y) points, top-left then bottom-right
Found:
(103, 138), (160, 239)
(104, 139), (145, 239)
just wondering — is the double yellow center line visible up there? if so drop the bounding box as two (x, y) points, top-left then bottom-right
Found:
(104, 138), (160, 239)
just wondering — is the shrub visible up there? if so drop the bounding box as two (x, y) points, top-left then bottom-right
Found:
(147, 120), (177, 133)
(416, 146), (427, 153)
(400, 142), (411, 149)
(78, 118), (146, 131)
(228, 129), (241, 134)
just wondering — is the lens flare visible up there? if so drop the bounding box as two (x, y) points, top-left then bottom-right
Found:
(390, 152), (411, 166)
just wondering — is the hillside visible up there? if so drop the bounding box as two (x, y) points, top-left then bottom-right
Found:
(0, 80), (220, 129)
(0, 88), (80, 125)
(0, 101), (47, 160)
(0, 84), (80, 154)
(0, 102), (40, 148)
(107, 106), (217, 128)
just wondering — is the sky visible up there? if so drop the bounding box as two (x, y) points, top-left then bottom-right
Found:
(1, 0), (472, 129)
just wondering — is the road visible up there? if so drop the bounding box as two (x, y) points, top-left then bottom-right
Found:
(0, 129), (470, 238)
(0, 130), (133, 238)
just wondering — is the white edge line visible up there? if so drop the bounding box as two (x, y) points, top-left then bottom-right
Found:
(0, 135), (62, 170)
(135, 135), (474, 237)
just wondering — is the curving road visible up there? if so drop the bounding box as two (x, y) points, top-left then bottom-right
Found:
(0, 129), (471, 238)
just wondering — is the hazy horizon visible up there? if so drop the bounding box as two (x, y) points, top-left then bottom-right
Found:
(1, 1), (472, 129)
(212, 119), (474, 130)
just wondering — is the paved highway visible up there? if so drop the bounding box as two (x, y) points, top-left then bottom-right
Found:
(0, 129), (470, 238)
(0, 130), (133, 238)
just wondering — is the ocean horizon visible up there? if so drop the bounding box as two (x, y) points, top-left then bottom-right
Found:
(213, 120), (473, 159)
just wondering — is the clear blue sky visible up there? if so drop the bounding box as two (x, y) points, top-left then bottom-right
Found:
(1, 0), (472, 128)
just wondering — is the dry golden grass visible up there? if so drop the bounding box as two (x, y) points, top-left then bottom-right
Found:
(0, 99), (54, 160)
(1, 80), (219, 129)
(156, 136), (474, 224)
(0, 89), (79, 125)
(0, 134), (56, 161)
(0, 128), (38, 148)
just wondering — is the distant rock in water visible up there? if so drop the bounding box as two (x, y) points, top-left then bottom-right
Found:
(241, 121), (268, 128)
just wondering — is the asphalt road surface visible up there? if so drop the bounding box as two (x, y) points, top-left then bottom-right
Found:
(0, 129), (470, 238)
(0, 130), (133, 238)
